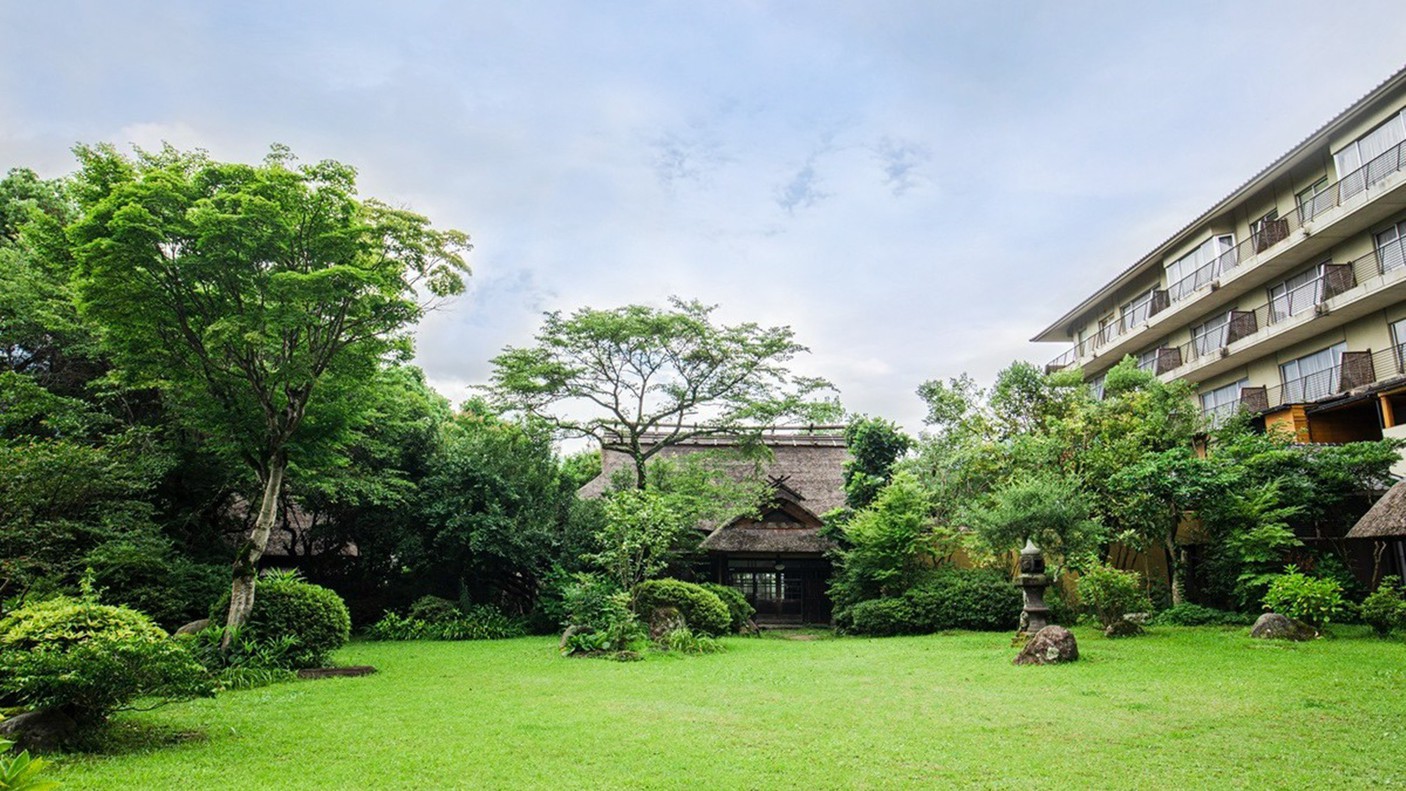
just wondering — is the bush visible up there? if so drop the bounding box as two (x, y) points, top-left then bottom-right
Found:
(0, 736), (57, 790)
(0, 597), (213, 724)
(630, 579), (731, 637)
(1360, 578), (1405, 637)
(1262, 565), (1345, 629)
(1150, 603), (1254, 627)
(656, 626), (724, 654)
(845, 597), (916, 636)
(700, 583), (756, 633)
(560, 573), (646, 657)
(408, 595), (461, 624)
(1077, 564), (1152, 629)
(366, 605), (526, 641)
(211, 570), (351, 669)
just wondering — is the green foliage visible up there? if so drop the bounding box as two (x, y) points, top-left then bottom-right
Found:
(559, 449), (602, 491)
(486, 296), (836, 490)
(1077, 564), (1153, 629)
(559, 573), (646, 656)
(842, 569), (1021, 636)
(830, 471), (956, 610)
(1359, 578), (1405, 637)
(408, 596), (461, 624)
(699, 583), (755, 633)
(631, 579), (731, 637)
(842, 415), (913, 509)
(1149, 603), (1255, 627)
(961, 470), (1104, 572)
(365, 605), (526, 642)
(587, 489), (693, 590)
(0, 736), (59, 791)
(0, 596), (213, 723)
(1262, 566), (1344, 629)
(656, 627), (725, 655)
(211, 571), (351, 668)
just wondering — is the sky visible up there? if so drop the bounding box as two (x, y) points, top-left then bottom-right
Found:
(4, 1), (1406, 436)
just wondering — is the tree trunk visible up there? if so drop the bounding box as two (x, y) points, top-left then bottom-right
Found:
(222, 456), (286, 648)
(1164, 531), (1185, 606)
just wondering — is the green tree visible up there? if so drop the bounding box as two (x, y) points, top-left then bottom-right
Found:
(842, 415), (913, 510)
(962, 469), (1105, 573)
(830, 471), (958, 610)
(66, 144), (470, 637)
(486, 298), (838, 489)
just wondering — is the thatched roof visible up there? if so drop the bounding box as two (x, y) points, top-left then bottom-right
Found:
(1347, 480), (1406, 539)
(699, 524), (835, 553)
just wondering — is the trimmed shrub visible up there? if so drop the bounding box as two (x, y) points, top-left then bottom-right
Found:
(0, 597), (214, 724)
(846, 597), (915, 636)
(906, 569), (1021, 632)
(1077, 564), (1152, 629)
(211, 570), (351, 669)
(700, 583), (756, 633)
(631, 579), (731, 637)
(1262, 565), (1344, 629)
(366, 604), (526, 641)
(1360, 578), (1405, 637)
(408, 595), (461, 624)
(1150, 603), (1254, 627)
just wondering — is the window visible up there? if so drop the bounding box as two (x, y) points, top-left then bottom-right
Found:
(1250, 209), (1287, 252)
(1296, 176), (1332, 223)
(1376, 219), (1406, 273)
(1096, 313), (1117, 347)
(1137, 348), (1158, 372)
(1200, 379), (1248, 427)
(1335, 110), (1406, 201)
(1090, 374), (1106, 401)
(1267, 264), (1325, 323)
(1279, 342), (1346, 403)
(1392, 318), (1406, 374)
(1121, 289), (1155, 331)
(1165, 235), (1235, 300)
(1190, 311), (1232, 359)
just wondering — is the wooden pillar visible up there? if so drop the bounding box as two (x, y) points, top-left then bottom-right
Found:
(1381, 393), (1396, 429)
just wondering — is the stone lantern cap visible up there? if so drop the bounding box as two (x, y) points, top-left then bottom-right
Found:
(1018, 538), (1046, 577)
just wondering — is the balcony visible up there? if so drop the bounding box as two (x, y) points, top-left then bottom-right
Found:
(1204, 344), (1406, 426)
(1047, 138), (1406, 374)
(1159, 245), (1406, 384)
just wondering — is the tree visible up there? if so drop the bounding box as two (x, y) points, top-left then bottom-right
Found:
(829, 471), (958, 610)
(842, 415), (913, 510)
(486, 298), (838, 488)
(962, 469), (1105, 574)
(66, 144), (470, 637)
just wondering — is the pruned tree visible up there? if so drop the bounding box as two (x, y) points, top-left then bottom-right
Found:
(486, 297), (838, 488)
(67, 144), (470, 638)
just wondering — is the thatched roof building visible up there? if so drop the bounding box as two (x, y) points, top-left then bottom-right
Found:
(1347, 480), (1406, 539)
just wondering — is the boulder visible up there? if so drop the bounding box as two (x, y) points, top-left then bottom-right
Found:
(559, 624), (586, 651)
(1250, 612), (1317, 641)
(1105, 619), (1143, 638)
(0, 708), (78, 753)
(1013, 625), (1079, 666)
(1123, 612), (1152, 625)
(648, 606), (687, 641)
(174, 618), (211, 636)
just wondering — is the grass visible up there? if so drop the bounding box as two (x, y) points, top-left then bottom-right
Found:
(50, 626), (1406, 789)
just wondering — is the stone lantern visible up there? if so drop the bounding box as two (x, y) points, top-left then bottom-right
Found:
(1017, 538), (1051, 633)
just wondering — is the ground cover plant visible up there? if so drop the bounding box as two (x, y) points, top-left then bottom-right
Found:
(47, 628), (1406, 789)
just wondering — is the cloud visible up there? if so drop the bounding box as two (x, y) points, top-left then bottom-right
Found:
(872, 137), (929, 196)
(774, 160), (829, 213)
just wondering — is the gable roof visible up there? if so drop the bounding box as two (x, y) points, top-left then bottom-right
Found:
(1348, 479), (1406, 539)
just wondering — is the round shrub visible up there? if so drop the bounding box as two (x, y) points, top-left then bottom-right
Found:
(1077, 564), (1152, 629)
(906, 569), (1022, 631)
(845, 597), (916, 636)
(408, 595), (461, 624)
(212, 571), (351, 669)
(630, 579), (731, 637)
(1359, 578), (1405, 637)
(700, 583), (756, 633)
(0, 597), (213, 724)
(1262, 565), (1344, 629)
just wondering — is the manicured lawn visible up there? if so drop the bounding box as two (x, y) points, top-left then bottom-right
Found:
(52, 627), (1406, 789)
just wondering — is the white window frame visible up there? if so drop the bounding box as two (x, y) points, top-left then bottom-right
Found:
(1200, 378), (1249, 427)
(1376, 219), (1406, 273)
(1296, 176), (1332, 223)
(1279, 342), (1347, 403)
(1165, 234), (1235, 301)
(1335, 110), (1406, 201)
(1190, 311), (1233, 359)
(1267, 264), (1326, 324)
(1120, 289), (1155, 331)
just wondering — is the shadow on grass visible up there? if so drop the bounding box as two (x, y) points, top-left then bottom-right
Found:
(74, 719), (208, 756)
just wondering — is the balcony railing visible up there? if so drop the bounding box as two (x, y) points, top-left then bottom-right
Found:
(1163, 246), (1396, 372)
(1203, 345), (1406, 425)
(1047, 137), (1406, 371)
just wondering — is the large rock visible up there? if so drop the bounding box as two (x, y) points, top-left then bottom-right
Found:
(648, 606), (687, 641)
(1250, 612), (1317, 641)
(559, 624), (586, 651)
(0, 708), (78, 753)
(1105, 619), (1143, 638)
(174, 618), (210, 636)
(1013, 625), (1079, 666)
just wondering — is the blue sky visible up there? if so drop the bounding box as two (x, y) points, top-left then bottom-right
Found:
(4, 1), (1406, 433)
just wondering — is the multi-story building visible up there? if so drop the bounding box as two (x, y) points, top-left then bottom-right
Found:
(1035, 65), (1406, 456)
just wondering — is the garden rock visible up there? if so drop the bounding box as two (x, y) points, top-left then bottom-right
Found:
(559, 624), (586, 650)
(1013, 625), (1079, 665)
(174, 618), (210, 636)
(0, 708), (78, 753)
(1105, 619), (1143, 638)
(1250, 612), (1317, 641)
(648, 606), (687, 641)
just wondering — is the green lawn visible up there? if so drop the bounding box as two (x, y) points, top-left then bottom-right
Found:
(50, 627), (1406, 789)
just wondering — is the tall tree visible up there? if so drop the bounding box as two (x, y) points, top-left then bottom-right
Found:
(66, 144), (470, 636)
(486, 297), (838, 488)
